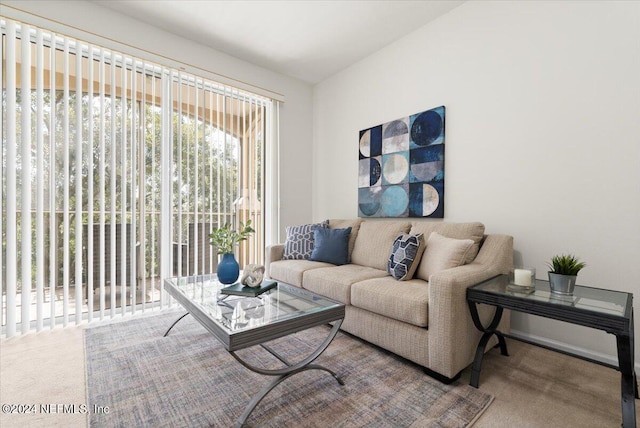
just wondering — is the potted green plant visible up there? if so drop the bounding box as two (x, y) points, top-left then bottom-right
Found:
(209, 220), (255, 284)
(546, 254), (585, 295)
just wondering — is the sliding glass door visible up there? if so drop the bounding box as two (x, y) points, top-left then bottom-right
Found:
(1, 17), (271, 336)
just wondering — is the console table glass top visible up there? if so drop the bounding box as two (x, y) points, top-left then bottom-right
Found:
(469, 274), (631, 319)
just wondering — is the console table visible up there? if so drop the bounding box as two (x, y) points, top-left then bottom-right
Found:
(466, 274), (638, 427)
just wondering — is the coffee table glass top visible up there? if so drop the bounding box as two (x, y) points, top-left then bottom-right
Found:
(165, 274), (343, 334)
(470, 275), (631, 318)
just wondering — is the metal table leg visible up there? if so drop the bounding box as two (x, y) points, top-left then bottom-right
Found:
(468, 301), (508, 388)
(230, 320), (344, 428)
(163, 312), (189, 337)
(615, 309), (637, 428)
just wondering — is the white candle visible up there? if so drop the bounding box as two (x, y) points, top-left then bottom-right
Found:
(514, 269), (532, 286)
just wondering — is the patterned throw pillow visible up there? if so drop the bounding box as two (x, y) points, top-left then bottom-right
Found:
(283, 220), (329, 260)
(387, 233), (426, 281)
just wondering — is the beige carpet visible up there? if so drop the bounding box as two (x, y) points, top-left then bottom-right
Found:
(1, 314), (638, 427)
(1, 326), (87, 427)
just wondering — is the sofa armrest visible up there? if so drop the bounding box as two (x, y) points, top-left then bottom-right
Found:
(427, 234), (513, 378)
(265, 244), (285, 278)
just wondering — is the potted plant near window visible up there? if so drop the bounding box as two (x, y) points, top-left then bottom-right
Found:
(209, 220), (255, 284)
(546, 254), (586, 295)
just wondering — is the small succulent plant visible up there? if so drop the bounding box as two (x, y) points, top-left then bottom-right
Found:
(547, 254), (585, 276)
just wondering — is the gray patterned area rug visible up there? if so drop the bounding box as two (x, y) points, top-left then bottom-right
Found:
(85, 311), (493, 427)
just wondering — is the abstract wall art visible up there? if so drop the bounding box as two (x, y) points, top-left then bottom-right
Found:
(358, 105), (445, 218)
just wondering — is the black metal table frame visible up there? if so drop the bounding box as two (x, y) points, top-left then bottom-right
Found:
(466, 275), (638, 428)
(163, 280), (345, 428)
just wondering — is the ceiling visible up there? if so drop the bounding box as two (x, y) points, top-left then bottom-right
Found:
(92, 0), (465, 84)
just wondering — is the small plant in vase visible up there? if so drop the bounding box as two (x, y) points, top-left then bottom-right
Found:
(209, 220), (255, 284)
(546, 254), (585, 296)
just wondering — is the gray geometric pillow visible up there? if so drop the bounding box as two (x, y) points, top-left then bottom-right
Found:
(283, 220), (329, 260)
(387, 233), (426, 281)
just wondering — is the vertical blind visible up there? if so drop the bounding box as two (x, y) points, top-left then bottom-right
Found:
(1, 17), (274, 337)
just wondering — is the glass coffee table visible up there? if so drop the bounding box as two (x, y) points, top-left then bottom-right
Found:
(163, 275), (345, 427)
(467, 274), (637, 428)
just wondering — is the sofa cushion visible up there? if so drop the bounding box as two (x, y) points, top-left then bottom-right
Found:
(310, 227), (352, 265)
(269, 259), (334, 287)
(387, 233), (426, 281)
(329, 219), (362, 262)
(302, 264), (388, 304)
(416, 232), (474, 281)
(409, 221), (485, 264)
(351, 221), (411, 270)
(351, 277), (430, 327)
(283, 220), (328, 260)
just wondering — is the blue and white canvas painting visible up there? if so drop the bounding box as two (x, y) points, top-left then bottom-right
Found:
(358, 105), (445, 218)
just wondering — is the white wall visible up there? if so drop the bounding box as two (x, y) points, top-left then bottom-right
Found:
(313, 0), (640, 364)
(1, 0), (314, 239)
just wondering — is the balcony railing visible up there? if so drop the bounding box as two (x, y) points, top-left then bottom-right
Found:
(1, 210), (262, 331)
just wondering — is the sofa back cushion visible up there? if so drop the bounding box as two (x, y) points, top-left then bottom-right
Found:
(409, 221), (485, 264)
(351, 221), (411, 270)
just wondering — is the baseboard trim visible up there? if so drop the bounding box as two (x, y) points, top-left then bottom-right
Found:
(509, 329), (640, 373)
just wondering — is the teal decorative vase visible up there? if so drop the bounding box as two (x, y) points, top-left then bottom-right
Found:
(217, 253), (240, 284)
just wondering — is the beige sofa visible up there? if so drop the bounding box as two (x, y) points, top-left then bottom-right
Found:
(265, 219), (513, 383)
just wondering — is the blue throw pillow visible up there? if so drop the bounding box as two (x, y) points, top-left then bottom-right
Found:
(310, 227), (352, 265)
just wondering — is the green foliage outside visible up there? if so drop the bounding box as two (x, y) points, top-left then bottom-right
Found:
(3, 80), (260, 291)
